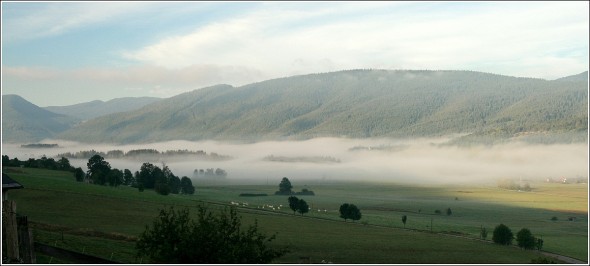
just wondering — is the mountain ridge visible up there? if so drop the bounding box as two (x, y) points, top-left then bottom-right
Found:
(54, 69), (588, 144)
(44, 96), (161, 120)
(2, 95), (80, 143)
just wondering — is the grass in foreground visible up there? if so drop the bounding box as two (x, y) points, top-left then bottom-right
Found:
(4, 167), (585, 263)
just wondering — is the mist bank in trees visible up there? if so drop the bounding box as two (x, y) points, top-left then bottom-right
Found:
(2, 137), (587, 185)
(263, 155), (340, 164)
(193, 168), (228, 178)
(20, 143), (59, 148)
(349, 144), (408, 152)
(57, 148), (231, 161)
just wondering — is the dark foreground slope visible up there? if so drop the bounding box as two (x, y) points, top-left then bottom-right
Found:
(57, 70), (588, 143)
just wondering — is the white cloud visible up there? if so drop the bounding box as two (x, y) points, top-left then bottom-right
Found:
(2, 1), (588, 107)
(2, 2), (214, 43)
(3, 2), (133, 43)
(123, 1), (588, 80)
(3, 64), (263, 86)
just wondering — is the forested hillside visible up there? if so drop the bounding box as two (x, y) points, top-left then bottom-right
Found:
(2, 95), (80, 143)
(54, 70), (588, 144)
(44, 97), (161, 120)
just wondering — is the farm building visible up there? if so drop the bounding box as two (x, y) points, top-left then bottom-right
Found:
(2, 173), (24, 200)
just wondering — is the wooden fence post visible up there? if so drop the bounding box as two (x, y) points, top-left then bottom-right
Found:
(17, 215), (36, 263)
(3, 200), (20, 261)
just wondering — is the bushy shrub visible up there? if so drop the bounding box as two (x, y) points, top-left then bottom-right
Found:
(492, 224), (513, 245)
(516, 228), (536, 249)
(136, 206), (288, 263)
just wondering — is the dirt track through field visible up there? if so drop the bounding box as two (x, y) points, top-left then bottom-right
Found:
(538, 251), (587, 264)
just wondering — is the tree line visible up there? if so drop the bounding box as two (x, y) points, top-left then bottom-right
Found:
(2, 155), (84, 179)
(2, 154), (195, 196)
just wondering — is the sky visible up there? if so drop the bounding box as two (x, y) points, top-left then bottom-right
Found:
(1, 1), (589, 107)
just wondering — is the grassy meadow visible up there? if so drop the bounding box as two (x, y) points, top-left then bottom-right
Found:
(3, 167), (587, 263)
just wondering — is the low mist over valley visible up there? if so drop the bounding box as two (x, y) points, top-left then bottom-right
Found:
(3, 137), (587, 186)
(3, 69), (587, 185)
(2, 2), (588, 263)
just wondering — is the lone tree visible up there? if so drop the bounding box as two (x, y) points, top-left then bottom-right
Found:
(446, 207), (452, 216)
(536, 238), (544, 251)
(86, 154), (111, 185)
(339, 203), (362, 222)
(123, 169), (134, 186)
(297, 199), (309, 216)
(516, 228), (536, 249)
(288, 196), (299, 215)
(74, 167), (85, 182)
(492, 224), (513, 245)
(339, 203), (351, 221)
(480, 226), (488, 240)
(402, 215), (407, 228)
(136, 206), (288, 263)
(277, 177), (293, 195)
(180, 176), (195, 194)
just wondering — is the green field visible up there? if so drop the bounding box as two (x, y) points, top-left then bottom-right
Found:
(3, 167), (587, 263)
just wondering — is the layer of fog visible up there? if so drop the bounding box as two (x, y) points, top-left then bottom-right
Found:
(2, 137), (588, 185)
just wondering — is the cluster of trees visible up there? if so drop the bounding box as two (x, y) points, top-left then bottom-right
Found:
(84, 155), (194, 195)
(193, 168), (227, 178)
(136, 162), (195, 195)
(274, 177), (315, 195)
(287, 196), (309, 216)
(136, 206), (288, 263)
(492, 224), (543, 250)
(2, 155), (84, 181)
